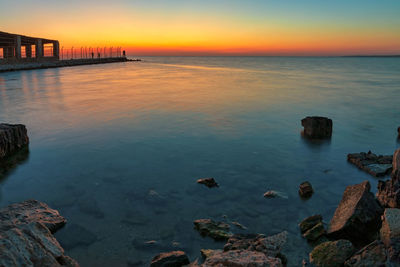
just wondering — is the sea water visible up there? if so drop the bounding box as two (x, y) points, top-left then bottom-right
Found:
(0, 56), (399, 266)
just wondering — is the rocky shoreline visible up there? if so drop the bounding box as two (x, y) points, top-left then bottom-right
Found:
(2, 119), (400, 266)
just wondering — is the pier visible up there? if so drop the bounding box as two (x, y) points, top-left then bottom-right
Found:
(0, 31), (131, 72)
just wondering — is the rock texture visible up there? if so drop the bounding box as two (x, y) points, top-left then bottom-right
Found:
(202, 232), (287, 267)
(299, 215), (322, 234)
(327, 181), (384, 245)
(150, 251), (190, 267)
(193, 219), (232, 240)
(301, 116), (332, 139)
(344, 240), (387, 267)
(203, 250), (282, 267)
(0, 200), (78, 267)
(309, 240), (355, 267)
(0, 123), (29, 160)
(299, 181), (314, 199)
(380, 208), (400, 262)
(347, 151), (392, 177)
(377, 148), (400, 208)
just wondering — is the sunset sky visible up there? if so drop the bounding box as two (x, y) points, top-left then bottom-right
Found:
(1, 0), (400, 56)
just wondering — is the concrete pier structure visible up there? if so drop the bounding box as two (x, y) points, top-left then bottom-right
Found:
(0, 31), (59, 63)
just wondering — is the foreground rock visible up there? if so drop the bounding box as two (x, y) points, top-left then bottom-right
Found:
(197, 178), (219, 188)
(299, 181), (314, 199)
(380, 208), (400, 262)
(203, 250), (283, 267)
(194, 219), (232, 240)
(309, 240), (355, 267)
(327, 181), (383, 245)
(301, 116), (332, 139)
(0, 123), (29, 160)
(299, 215), (322, 234)
(202, 232), (287, 267)
(344, 240), (387, 266)
(150, 251), (190, 267)
(376, 148), (400, 208)
(347, 151), (392, 177)
(299, 215), (326, 243)
(0, 200), (78, 266)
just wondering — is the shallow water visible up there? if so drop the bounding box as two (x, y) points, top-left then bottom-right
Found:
(0, 56), (399, 266)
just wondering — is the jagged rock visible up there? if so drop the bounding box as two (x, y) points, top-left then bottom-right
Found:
(0, 200), (78, 267)
(301, 116), (332, 139)
(376, 148), (400, 208)
(380, 208), (400, 262)
(303, 222), (325, 242)
(376, 177), (400, 208)
(193, 219), (232, 240)
(0, 199), (66, 233)
(299, 215), (323, 233)
(150, 251), (189, 267)
(309, 240), (355, 267)
(263, 190), (288, 199)
(223, 232), (287, 259)
(327, 181), (383, 245)
(347, 151), (393, 177)
(203, 250), (283, 267)
(197, 178), (219, 188)
(344, 240), (387, 267)
(299, 181), (314, 198)
(200, 232), (287, 266)
(0, 123), (29, 159)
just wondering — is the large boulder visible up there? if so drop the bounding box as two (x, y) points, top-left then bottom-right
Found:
(0, 123), (29, 159)
(380, 208), (400, 263)
(301, 116), (332, 139)
(150, 251), (190, 267)
(0, 200), (78, 267)
(376, 148), (400, 208)
(309, 240), (355, 267)
(347, 151), (393, 177)
(327, 181), (384, 245)
(344, 240), (387, 267)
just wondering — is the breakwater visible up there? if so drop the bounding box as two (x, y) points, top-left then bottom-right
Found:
(0, 57), (137, 72)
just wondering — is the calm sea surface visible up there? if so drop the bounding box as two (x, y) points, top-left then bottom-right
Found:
(0, 57), (399, 266)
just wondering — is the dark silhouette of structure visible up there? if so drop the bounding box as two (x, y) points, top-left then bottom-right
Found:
(0, 31), (59, 63)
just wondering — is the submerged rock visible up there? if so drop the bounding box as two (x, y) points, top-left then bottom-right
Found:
(263, 190), (288, 199)
(299, 181), (314, 199)
(344, 240), (387, 267)
(0, 200), (78, 267)
(309, 240), (355, 267)
(327, 181), (383, 245)
(0, 123), (29, 160)
(150, 251), (190, 267)
(56, 224), (97, 250)
(303, 222), (326, 242)
(197, 178), (219, 188)
(301, 116), (332, 139)
(347, 151), (393, 177)
(193, 219), (231, 240)
(299, 215), (323, 234)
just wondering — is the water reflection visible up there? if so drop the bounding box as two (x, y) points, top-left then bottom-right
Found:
(0, 57), (399, 266)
